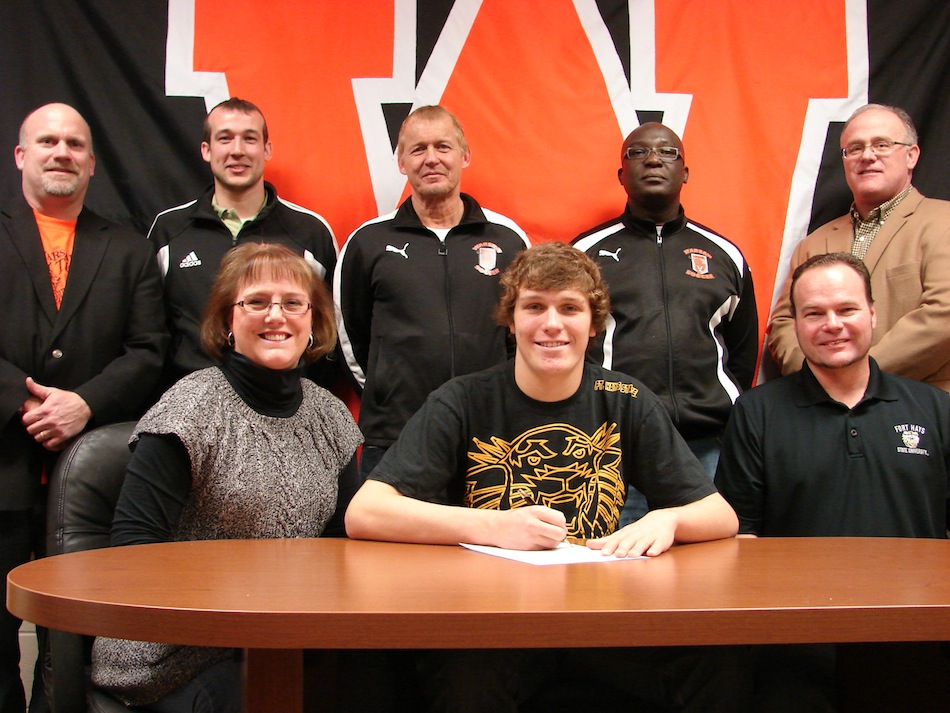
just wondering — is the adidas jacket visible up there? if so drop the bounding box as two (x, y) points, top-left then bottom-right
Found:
(572, 206), (757, 439)
(150, 182), (337, 384)
(334, 194), (530, 446)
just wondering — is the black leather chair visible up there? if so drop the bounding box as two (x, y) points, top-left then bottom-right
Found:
(43, 421), (137, 713)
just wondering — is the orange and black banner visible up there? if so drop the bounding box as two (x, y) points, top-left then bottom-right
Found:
(2, 0), (948, 353)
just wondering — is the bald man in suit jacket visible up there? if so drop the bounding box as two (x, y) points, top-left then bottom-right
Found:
(0, 103), (167, 712)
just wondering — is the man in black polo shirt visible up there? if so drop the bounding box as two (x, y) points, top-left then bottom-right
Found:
(715, 252), (950, 712)
(716, 252), (949, 538)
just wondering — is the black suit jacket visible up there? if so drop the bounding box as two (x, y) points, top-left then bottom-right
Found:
(0, 198), (168, 510)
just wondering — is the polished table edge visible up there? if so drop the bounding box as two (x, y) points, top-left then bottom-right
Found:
(8, 537), (950, 648)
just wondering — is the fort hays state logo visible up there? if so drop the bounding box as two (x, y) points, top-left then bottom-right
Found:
(473, 242), (502, 275)
(895, 424), (929, 456)
(684, 248), (714, 279)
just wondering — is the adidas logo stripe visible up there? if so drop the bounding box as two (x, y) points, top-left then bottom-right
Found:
(179, 251), (202, 268)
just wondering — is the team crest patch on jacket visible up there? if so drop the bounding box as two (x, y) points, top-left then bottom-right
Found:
(684, 248), (714, 279)
(473, 242), (502, 275)
(895, 424), (928, 455)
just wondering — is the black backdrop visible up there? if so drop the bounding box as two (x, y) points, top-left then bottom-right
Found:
(2, 1), (948, 255)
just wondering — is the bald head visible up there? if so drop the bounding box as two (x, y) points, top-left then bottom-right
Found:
(19, 103), (94, 154)
(15, 103), (96, 218)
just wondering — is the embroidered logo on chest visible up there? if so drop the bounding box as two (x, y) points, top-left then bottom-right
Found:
(179, 251), (202, 268)
(473, 242), (502, 275)
(894, 424), (929, 456)
(385, 242), (410, 259)
(684, 248), (714, 279)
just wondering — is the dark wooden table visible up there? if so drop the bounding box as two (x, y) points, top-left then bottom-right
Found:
(9, 537), (950, 711)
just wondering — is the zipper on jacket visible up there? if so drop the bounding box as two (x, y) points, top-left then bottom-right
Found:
(439, 238), (457, 378)
(656, 224), (680, 425)
(233, 221), (254, 247)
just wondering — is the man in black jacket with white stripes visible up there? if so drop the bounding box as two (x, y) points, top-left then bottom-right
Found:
(573, 122), (757, 525)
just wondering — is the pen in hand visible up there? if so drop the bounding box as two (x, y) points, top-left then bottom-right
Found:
(514, 488), (539, 508)
(512, 489), (586, 546)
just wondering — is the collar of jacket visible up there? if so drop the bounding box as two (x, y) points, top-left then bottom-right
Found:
(189, 181), (279, 225)
(620, 204), (687, 238)
(391, 192), (488, 232)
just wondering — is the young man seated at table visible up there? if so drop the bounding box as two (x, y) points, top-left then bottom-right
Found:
(346, 241), (747, 712)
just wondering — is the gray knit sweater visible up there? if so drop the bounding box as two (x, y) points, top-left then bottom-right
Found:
(91, 367), (362, 705)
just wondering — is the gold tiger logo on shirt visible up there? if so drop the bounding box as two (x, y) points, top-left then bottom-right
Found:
(466, 422), (626, 538)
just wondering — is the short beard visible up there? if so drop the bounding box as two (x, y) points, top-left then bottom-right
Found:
(42, 175), (79, 196)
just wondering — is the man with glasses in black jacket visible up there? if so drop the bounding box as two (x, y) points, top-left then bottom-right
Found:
(573, 122), (758, 526)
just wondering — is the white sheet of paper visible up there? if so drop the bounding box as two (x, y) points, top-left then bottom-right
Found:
(460, 542), (646, 565)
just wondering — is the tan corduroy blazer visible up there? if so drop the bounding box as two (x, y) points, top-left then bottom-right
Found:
(768, 188), (950, 393)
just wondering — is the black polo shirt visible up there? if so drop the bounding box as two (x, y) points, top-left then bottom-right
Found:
(715, 359), (950, 537)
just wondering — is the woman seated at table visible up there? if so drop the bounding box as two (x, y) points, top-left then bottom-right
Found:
(90, 243), (363, 712)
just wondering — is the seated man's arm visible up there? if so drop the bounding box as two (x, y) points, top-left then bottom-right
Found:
(346, 480), (568, 550)
(588, 492), (738, 558)
(713, 396), (765, 537)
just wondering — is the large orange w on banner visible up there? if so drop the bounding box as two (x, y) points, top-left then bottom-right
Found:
(169, 0), (860, 352)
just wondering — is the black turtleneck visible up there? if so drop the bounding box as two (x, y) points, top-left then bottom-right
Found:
(219, 348), (304, 417)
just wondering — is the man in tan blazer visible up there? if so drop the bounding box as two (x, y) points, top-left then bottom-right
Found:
(768, 103), (950, 392)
